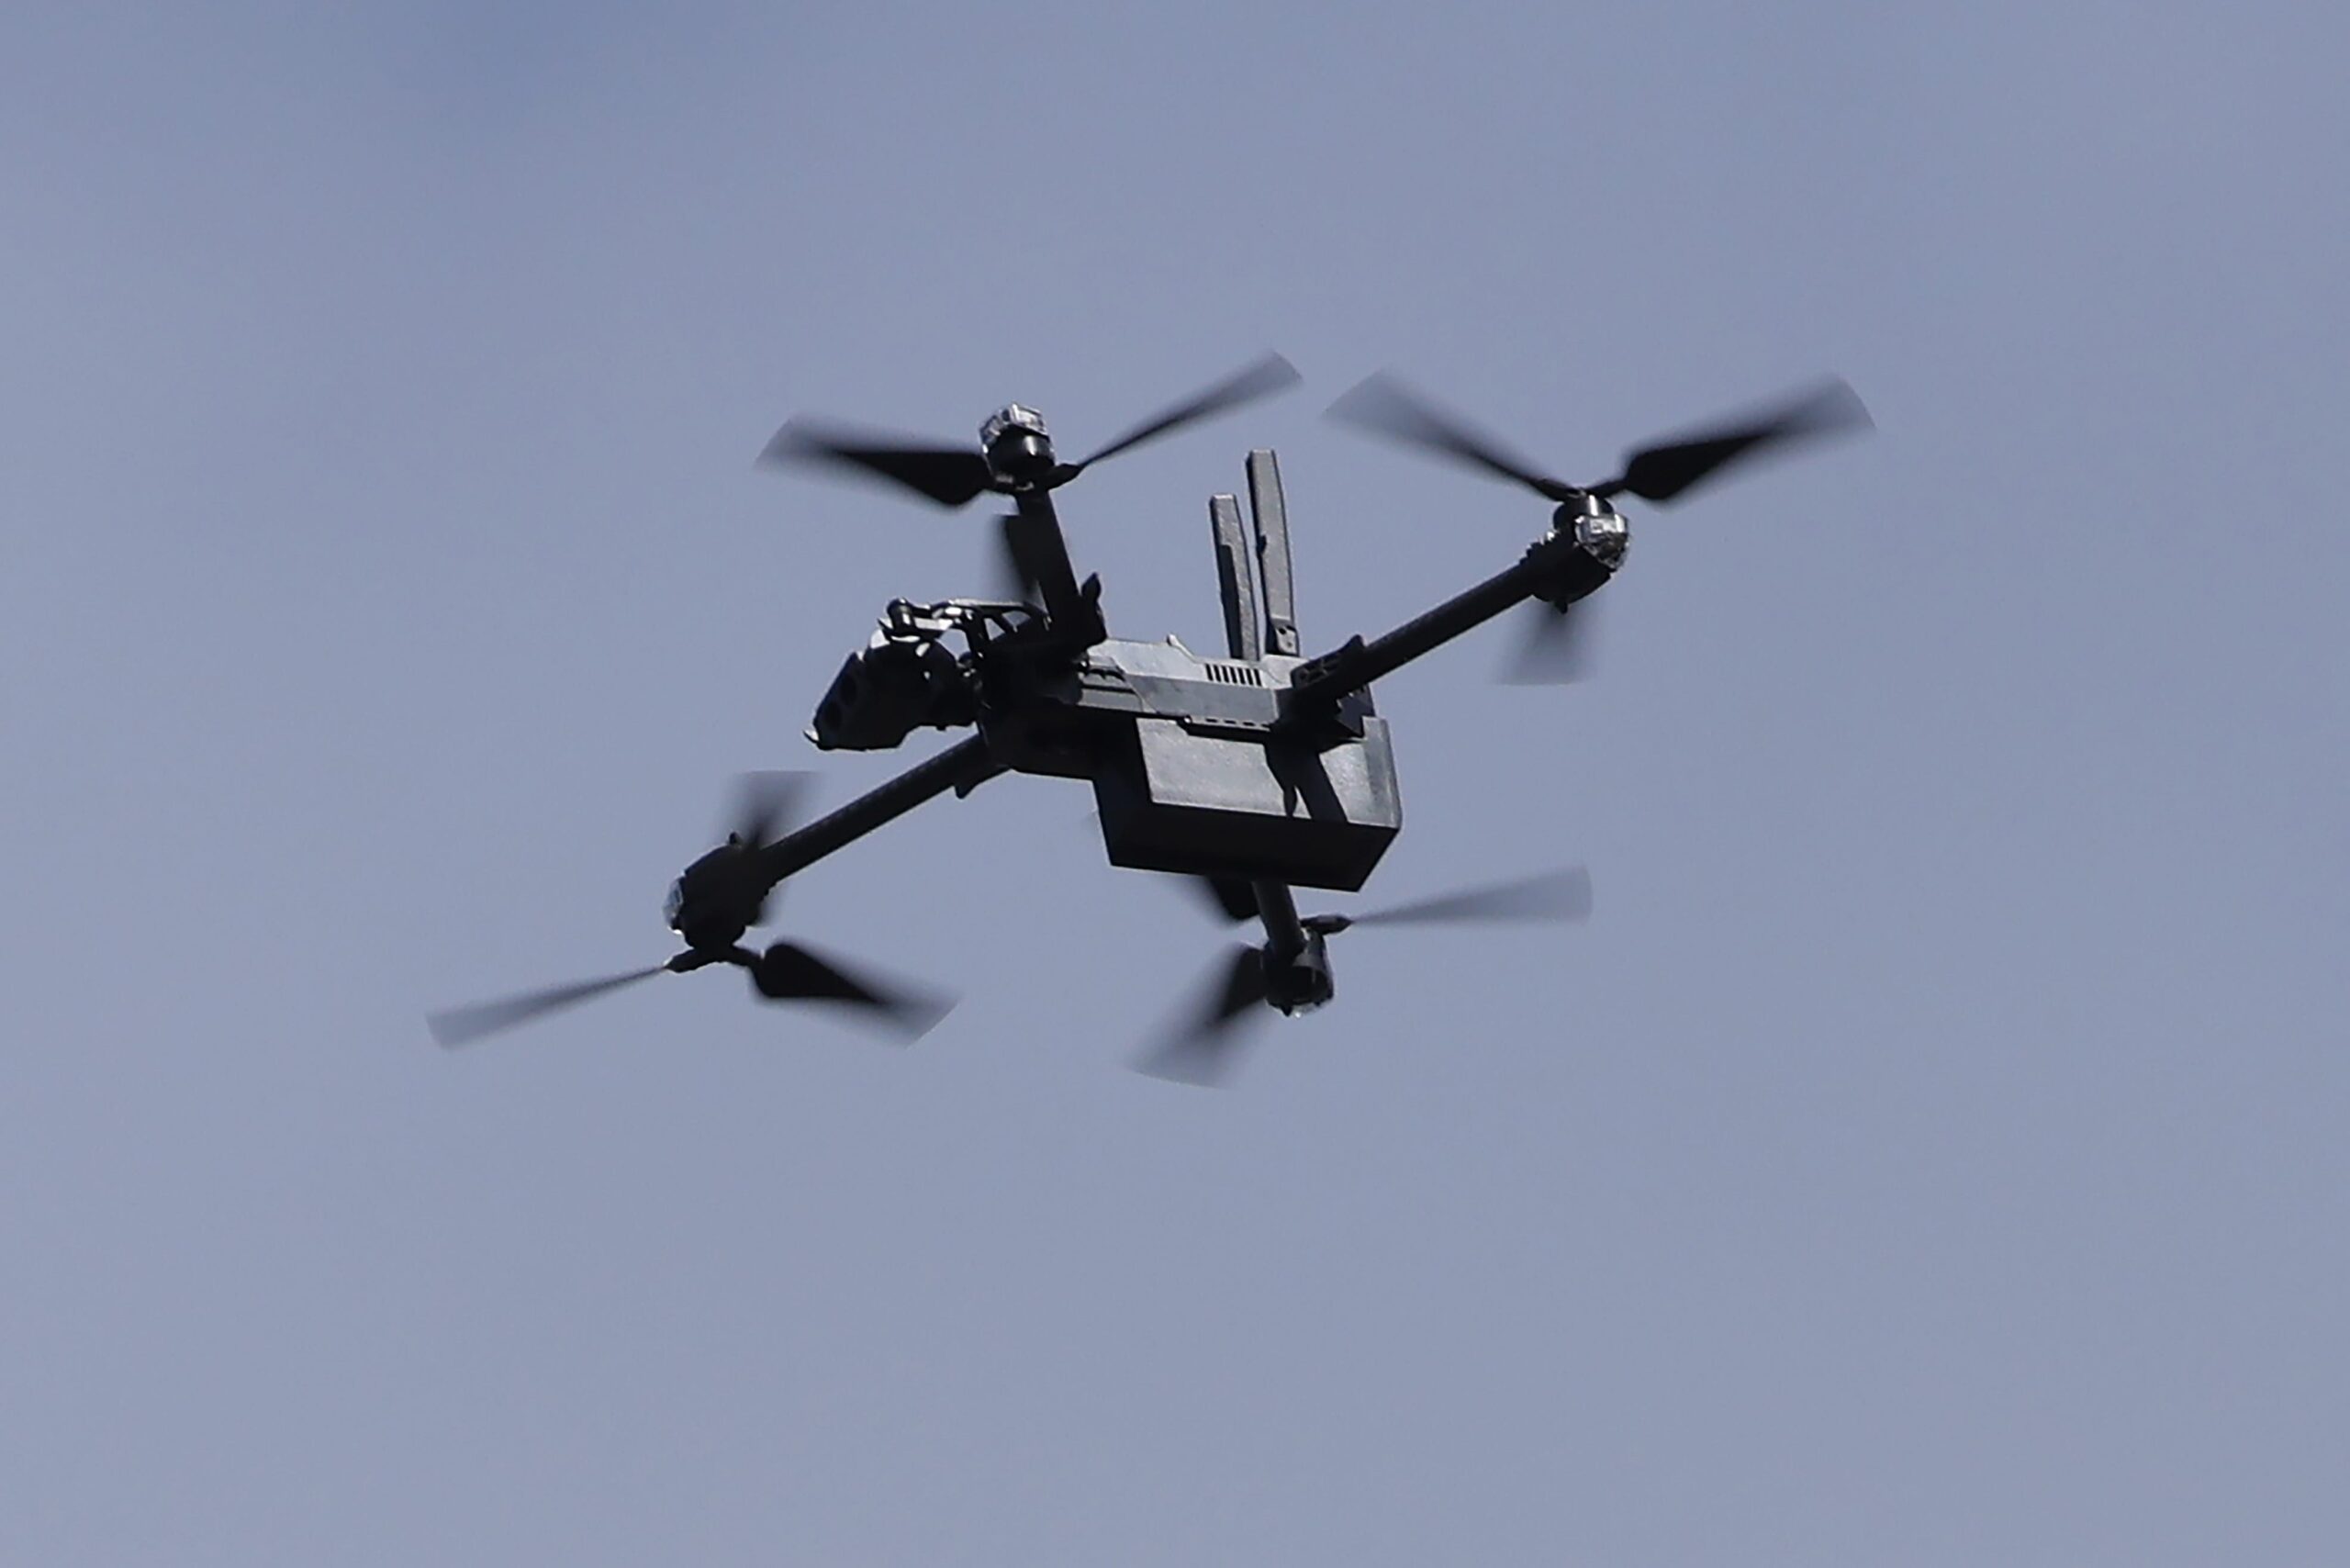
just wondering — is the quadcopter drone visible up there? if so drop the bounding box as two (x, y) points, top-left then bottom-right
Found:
(429, 354), (1869, 1081)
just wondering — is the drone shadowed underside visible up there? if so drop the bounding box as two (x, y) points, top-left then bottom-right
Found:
(431, 355), (1868, 1081)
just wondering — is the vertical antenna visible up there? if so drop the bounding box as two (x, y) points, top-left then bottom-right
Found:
(1248, 449), (1300, 655)
(1210, 493), (1263, 661)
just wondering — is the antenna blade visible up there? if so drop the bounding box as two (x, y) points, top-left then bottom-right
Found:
(1210, 493), (1263, 662)
(1246, 449), (1299, 655)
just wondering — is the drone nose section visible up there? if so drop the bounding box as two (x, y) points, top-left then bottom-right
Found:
(808, 623), (969, 753)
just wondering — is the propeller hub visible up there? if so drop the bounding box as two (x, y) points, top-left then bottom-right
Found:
(980, 404), (1057, 486)
(1554, 494), (1629, 570)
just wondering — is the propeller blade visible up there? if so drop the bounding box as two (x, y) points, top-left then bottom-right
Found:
(990, 511), (1046, 606)
(1325, 371), (1580, 502)
(1134, 944), (1269, 1087)
(1064, 353), (1301, 474)
(1192, 875), (1260, 924)
(1337, 867), (1593, 929)
(752, 941), (955, 1040)
(1594, 377), (1871, 505)
(759, 420), (996, 509)
(730, 770), (811, 850)
(1498, 600), (1596, 685)
(427, 965), (667, 1048)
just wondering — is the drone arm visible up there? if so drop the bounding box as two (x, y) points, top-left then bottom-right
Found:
(1008, 491), (1096, 636)
(1285, 536), (1598, 715)
(1251, 879), (1306, 961)
(753, 734), (1003, 890)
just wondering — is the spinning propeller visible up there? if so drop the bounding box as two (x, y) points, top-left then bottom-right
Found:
(1140, 867), (1595, 1087)
(761, 352), (1303, 509)
(1327, 372), (1873, 682)
(426, 773), (954, 1048)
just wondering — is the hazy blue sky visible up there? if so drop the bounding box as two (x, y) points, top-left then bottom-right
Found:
(4, 3), (2345, 1562)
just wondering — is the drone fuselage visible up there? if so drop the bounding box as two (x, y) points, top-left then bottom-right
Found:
(805, 626), (1404, 890)
(439, 366), (1868, 1055)
(797, 446), (1623, 904)
(990, 636), (1401, 891)
(776, 435), (1618, 1032)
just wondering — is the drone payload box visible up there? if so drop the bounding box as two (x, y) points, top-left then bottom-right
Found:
(1075, 640), (1401, 892)
(1082, 445), (1398, 892)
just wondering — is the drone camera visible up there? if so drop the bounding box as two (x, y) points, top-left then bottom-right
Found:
(807, 619), (973, 752)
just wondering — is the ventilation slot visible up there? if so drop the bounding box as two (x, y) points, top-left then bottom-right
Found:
(1205, 662), (1266, 688)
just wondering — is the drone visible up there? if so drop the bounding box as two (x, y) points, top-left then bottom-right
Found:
(429, 354), (1869, 1082)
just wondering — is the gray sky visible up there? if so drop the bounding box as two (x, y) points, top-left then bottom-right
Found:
(4, 2), (2345, 1562)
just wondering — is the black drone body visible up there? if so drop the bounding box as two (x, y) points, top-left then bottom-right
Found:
(431, 355), (1867, 1081)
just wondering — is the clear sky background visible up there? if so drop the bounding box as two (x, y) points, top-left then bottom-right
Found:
(4, 2), (2345, 1562)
